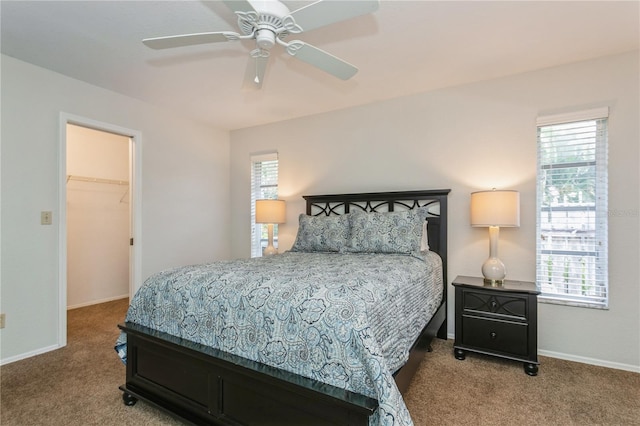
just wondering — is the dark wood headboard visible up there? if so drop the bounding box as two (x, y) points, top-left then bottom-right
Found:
(302, 189), (450, 286)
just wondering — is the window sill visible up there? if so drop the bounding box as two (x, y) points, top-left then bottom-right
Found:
(538, 295), (609, 310)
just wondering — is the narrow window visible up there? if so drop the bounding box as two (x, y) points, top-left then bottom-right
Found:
(536, 108), (608, 308)
(250, 152), (279, 257)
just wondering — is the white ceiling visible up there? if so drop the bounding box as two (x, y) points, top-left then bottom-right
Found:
(1, 1), (638, 130)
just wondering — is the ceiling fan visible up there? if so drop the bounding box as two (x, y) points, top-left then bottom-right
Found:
(142, 0), (380, 89)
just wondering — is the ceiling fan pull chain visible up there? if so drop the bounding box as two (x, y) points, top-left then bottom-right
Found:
(249, 49), (262, 84)
(255, 58), (260, 84)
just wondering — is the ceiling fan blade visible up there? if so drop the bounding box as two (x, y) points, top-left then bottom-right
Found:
(242, 51), (270, 90)
(142, 32), (238, 49)
(222, 0), (255, 14)
(286, 41), (357, 80)
(288, 0), (379, 33)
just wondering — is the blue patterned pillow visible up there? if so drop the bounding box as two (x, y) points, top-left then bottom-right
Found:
(345, 207), (429, 254)
(290, 214), (351, 252)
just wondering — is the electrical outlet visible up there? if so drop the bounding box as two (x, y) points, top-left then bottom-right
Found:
(41, 211), (52, 225)
(0, 313), (5, 329)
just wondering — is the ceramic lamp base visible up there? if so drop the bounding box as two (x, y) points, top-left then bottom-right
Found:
(481, 226), (506, 285)
(481, 256), (506, 286)
(263, 245), (278, 256)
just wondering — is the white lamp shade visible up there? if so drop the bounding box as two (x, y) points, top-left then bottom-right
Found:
(255, 199), (286, 224)
(470, 190), (520, 227)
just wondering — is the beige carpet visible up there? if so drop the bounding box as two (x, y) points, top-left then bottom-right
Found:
(1, 299), (638, 425)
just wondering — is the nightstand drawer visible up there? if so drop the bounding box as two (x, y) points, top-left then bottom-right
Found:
(461, 291), (527, 320)
(461, 315), (528, 356)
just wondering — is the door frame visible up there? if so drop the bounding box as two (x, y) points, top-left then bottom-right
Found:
(58, 112), (142, 347)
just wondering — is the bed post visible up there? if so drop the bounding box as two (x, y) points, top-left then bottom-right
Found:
(436, 191), (449, 339)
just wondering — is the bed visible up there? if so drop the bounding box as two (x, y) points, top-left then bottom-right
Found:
(116, 189), (450, 426)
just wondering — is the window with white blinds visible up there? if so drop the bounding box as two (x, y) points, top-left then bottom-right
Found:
(536, 107), (608, 308)
(250, 152), (279, 258)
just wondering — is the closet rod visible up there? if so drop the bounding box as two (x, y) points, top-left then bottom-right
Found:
(66, 175), (129, 186)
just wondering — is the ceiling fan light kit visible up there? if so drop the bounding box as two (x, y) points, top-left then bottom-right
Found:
(255, 29), (276, 50)
(142, 0), (380, 88)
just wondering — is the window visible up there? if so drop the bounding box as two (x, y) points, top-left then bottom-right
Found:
(536, 107), (608, 308)
(250, 152), (279, 257)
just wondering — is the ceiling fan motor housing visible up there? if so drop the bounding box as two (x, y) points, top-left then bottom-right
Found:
(249, 0), (290, 18)
(239, 1), (292, 49)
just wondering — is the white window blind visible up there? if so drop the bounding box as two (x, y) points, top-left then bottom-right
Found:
(536, 108), (608, 308)
(250, 152), (279, 258)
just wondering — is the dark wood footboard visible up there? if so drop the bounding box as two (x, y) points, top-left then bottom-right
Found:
(120, 322), (377, 426)
(119, 302), (445, 426)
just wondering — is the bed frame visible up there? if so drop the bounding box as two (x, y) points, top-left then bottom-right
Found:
(119, 189), (450, 426)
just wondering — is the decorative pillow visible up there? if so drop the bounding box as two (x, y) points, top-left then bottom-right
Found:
(345, 207), (430, 254)
(290, 214), (351, 253)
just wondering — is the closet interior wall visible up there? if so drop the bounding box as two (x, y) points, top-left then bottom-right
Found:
(66, 124), (130, 309)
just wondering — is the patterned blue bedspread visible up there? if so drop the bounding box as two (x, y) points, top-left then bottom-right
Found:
(115, 251), (443, 426)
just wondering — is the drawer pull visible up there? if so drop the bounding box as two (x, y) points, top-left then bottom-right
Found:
(490, 300), (498, 309)
(490, 331), (497, 340)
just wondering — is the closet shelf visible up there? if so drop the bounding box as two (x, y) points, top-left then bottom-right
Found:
(66, 175), (129, 186)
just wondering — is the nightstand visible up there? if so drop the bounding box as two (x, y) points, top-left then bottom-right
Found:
(452, 275), (540, 376)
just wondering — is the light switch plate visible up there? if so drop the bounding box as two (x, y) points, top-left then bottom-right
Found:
(41, 211), (52, 225)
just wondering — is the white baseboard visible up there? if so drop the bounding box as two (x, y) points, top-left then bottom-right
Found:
(538, 349), (640, 373)
(67, 294), (129, 310)
(2, 296), (129, 365)
(1, 344), (60, 366)
(445, 332), (639, 373)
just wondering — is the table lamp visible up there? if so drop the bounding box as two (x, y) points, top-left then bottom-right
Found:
(470, 189), (520, 285)
(255, 199), (286, 256)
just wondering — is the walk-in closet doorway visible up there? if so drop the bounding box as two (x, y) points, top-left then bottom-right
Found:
(58, 113), (142, 347)
(67, 124), (130, 308)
